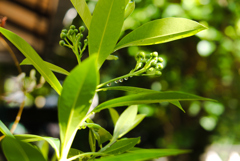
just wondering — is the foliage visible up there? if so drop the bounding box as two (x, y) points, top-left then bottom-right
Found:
(0, 0), (209, 160)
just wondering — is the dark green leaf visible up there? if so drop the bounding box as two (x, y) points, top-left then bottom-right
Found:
(58, 56), (99, 160)
(91, 91), (213, 113)
(95, 149), (189, 161)
(115, 17), (207, 51)
(15, 134), (60, 159)
(1, 136), (46, 161)
(89, 0), (125, 68)
(70, 0), (92, 30)
(21, 58), (70, 76)
(103, 137), (140, 154)
(0, 27), (62, 94)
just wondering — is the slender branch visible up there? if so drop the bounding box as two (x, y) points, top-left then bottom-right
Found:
(0, 37), (22, 73)
(10, 99), (25, 134)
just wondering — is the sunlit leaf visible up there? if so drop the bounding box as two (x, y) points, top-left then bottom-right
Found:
(95, 149), (189, 161)
(58, 56), (99, 160)
(125, 1), (135, 19)
(70, 0), (92, 30)
(21, 58), (70, 76)
(0, 120), (13, 137)
(91, 91), (213, 114)
(115, 17), (207, 51)
(108, 108), (119, 126)
(0, 27), (62, 94)
(89, 0), (125, 68)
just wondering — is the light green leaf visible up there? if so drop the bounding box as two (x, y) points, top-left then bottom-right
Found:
(128, 114), (146, 133)
(0, 120), (13, 137)
(89, 129), (96, 152)
(103, 137), (140, 154)
(21, 58), (70, 76)
(15, 134), (60, 159)
(70, 0), (92, 30)
(89, 0), (125, 68)
(124, 1), (135, 19)
(58, 56), (99, 160)
(95, 149), (189, 161)
(115, 17), (207, 51)
(1, 136), (46, 161)
(108, 108), (119, 126)
(106, 55), (119, 60)
(113, 105), (138, 140)
(0, 27), (62, 95)
(38, 141), (49, 160)
(91, 91), (213, 114)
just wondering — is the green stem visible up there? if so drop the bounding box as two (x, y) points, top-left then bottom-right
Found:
(66, 152), (108, 161)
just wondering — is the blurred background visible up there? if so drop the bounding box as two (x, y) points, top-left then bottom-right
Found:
(0, 0), (240, 161)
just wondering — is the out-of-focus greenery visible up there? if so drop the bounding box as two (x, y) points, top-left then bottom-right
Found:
(95, 0), (240, 160)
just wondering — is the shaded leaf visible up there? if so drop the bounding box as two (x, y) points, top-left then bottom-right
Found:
(70, 0), (92, 30)
(21, 58), (70, 76)
(89, 0), (125, 67)
(115, 17), (207, 51)
(58, 56), (99, 160)
(103, 137), (140, 154)
(15, 134), (60, 159)
(0, 27), (62, 94)
(108, 108), (119, 126)
(1, 136), (46, 161)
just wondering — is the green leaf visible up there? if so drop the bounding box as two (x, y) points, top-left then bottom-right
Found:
(21, 58), (70, 76)
(15, 134), (60, 159)
(0, 27), (62, 95)
(91, 91), (213, 114)
(103, 137), (140, 154)
(1, 136), (46, 161)
(38, 141), (49, 160)
(113, 105), (138, 140)
(83, 123), (112, 146)
(0, 120), (13, 137)
(106, 55), (119, 60)
(115, 17), (207, 51)
(70, 0), (92, 30)
(108, 108), (119, 126)
(98, 86), (185, 112)
(89, 129), (96, 152)
(95, 149), (189, 161)
(58, 55), (99, 160)
(88, 0), (125, 68)
(124, 1), (135, 19)
(68, 148), (83, 161)
(127, 114), (146, 133)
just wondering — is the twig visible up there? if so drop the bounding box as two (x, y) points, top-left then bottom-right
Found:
(10, 99), (25, 134)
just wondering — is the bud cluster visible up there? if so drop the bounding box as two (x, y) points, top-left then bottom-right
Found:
(59, 25), (88, 63)
(131, 51), (164, 76)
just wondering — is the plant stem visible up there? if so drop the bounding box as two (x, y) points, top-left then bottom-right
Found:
(10, 99), (25, 133)
(66, 152), (108, 161)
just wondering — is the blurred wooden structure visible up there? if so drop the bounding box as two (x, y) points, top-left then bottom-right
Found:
(0, 0), (59, 62)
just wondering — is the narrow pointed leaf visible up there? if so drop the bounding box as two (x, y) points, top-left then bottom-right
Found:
(0, 27), (62, 94)
(0, 120), (13, 137)
(108, 108), (119, 126)
(103, 137), (140, 154)
(95, 149), (189, 161)
(70, 0), (92, 30)
(124, 1), (135, 19)
(15, 134), (60, 159)
(1, 136), (46, 161)
(113, 105), (138, 139)
(58, 56), (99, 159)
(115, 17), (207, 51)
(89, 129), (96, 152)
(91, 91), (214, 113)
(127, 114), (146, 133)
(21, 58), (70, 76)
(89, 0), (125, 67)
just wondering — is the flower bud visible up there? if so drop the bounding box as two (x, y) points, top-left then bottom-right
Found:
(60, 32), (67, 39)
(74, 29), (78, 34)
(155, 71), (162, 76)
(79, 26), (85, 32)
(70, 25), (76, 29)
(158, 57), (164, 63)
(139, 52), (145, 58)
(68, 29), (74, 36)
(152, 51), (158, 57)
(59, 40), (66, 46)
(84, 39), (88, 45)
(156, 63), (163, 70)
(61, 29), (67, 33)
(148, 67), (155, 72)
